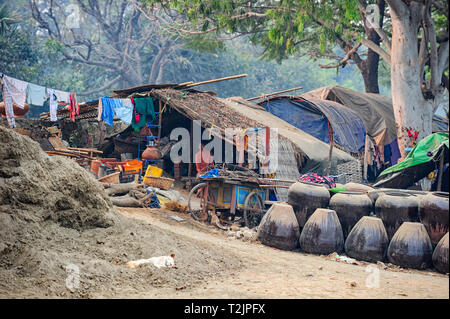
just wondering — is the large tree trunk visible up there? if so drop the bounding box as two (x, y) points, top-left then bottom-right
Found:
(389, 2), (433, 159)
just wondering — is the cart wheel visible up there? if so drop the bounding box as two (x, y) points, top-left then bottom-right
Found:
(243, 191), (264, 229)
(188, 183), (216, 222)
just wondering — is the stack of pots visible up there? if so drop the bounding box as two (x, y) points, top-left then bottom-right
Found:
(256, 203), (300, 251)
(329, 191), (373, 238)
(287, 181), (330, 229)
(375, 191), (420, 240)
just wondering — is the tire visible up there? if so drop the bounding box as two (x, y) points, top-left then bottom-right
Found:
(243, 191), (264, 229)
(188, 183), (215, 221)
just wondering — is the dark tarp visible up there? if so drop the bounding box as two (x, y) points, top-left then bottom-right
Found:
(302, 85), (449, 146)
(259, 96), (366, 153)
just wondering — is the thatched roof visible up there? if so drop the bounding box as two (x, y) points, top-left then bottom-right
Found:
(150, 88), (355, 173)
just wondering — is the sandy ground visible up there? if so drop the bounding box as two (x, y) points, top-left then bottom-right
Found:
(116, 207), (449, 299)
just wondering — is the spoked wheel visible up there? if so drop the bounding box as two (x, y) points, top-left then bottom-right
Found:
(188, 183), (216, 222)
(243, 191), (265, 229)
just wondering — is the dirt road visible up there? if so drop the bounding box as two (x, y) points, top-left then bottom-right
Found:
(117, 208), (449, 299)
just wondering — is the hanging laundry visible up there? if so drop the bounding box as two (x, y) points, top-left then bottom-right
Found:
(100, 97), (119, 127)
(97, 97), (103, 121)
(54, 90), (71, 104)
(131, 97), (156, 132)
(26, 83), (46, 106)
(2, 75), (28, 109)
(47, 88), (58, 122)
(1, 79), (16, 128)
(69, 93), (79, 122)
(113, 99), (133, 125)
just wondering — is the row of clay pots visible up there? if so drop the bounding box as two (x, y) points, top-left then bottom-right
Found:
(257, 202), (449, 273)
(287, 181), (449, 249)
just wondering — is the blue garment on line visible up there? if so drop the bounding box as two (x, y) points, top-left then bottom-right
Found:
(101, 97), (133, 126)
(100, 97), (117, 126)
(113, 99), (133, 125)
(200, 168), (220, 178)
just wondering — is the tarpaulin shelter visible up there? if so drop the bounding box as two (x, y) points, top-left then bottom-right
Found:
(301, 85), (448, 146)
(258, 95), (366, 154)
(374, 132), (449, 189)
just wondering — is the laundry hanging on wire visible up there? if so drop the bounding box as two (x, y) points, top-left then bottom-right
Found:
(97, 96), (155, 128)
(0, 72), (77, 128)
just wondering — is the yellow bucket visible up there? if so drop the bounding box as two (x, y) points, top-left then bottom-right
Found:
(143, 165), (163, 184)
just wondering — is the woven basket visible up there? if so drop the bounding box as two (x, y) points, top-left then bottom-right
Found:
(98, 171), (120, 184)
(143, 176), (174, 190)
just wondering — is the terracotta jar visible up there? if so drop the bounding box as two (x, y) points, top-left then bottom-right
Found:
(387, 222), (433, 269)
(256, 203), (300, 251)
(375, 192), (419, 240)
(287, 182), (330, 228)
(299, 208), (344, 255)
(329, 191), (373, 238)
(344, 216), (389, 262)
(0, 102), (30, 117)
(142, 145), (162, 160)
(419, 191), (449, 245)
(344, 182), (373, 192)
(432, 232), (449, 274)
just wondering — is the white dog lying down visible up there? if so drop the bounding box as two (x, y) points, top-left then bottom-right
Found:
(126, 253), (175, 269)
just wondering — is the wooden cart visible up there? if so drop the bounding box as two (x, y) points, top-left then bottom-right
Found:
(187, 176), (274, 229)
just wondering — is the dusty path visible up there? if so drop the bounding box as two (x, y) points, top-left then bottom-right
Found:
(117, 208), (449, 299)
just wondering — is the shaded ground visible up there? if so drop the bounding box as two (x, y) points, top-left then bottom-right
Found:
(117, 207), (449, 299)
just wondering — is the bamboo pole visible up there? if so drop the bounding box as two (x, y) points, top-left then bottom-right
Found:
(326, 121), (334, 176)
(246, 86), (304, 101)
(437, 150), (444, 191)
(183, 74), (248, 88)
(363, 134), (369, 181)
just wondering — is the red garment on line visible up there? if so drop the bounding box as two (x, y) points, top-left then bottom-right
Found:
(69, 93), (79, 122)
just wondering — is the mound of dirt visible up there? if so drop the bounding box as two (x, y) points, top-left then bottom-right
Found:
(0, 126), (240, 298)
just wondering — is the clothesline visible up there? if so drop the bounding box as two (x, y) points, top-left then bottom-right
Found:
(0, 72), (79, 128)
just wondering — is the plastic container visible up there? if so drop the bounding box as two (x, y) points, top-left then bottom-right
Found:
(145, 165), (163, 178)
(123, 159), (143, 173)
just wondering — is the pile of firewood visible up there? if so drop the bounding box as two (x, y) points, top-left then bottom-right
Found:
(102, 182), (154, 208)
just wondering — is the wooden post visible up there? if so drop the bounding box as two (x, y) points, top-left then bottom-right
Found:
(188, 119), (193, 177)
(157, 99), (162, 144)
(326, 121), (334, 176)
(363, 134), (369, 181)
(437, 150), (444, 191)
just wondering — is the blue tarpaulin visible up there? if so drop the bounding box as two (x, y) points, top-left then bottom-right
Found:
(260, 97), (366, 153)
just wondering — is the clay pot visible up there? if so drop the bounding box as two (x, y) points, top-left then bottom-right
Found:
(344, 216), (389, 262)
(256, 203), (300, 251)
(419, 192), (449, 245)
(432, 232), (449, 274)
(142, 145), (162, 160)
(299, 208), (344, 255)
(329, 191), (373, 238)
(387, 222), (433, 269)
(344, 182), (373, 192)
(287, 182), (330, 228)
(0, 102), (30, 117)
(375, 192), (419, 240)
